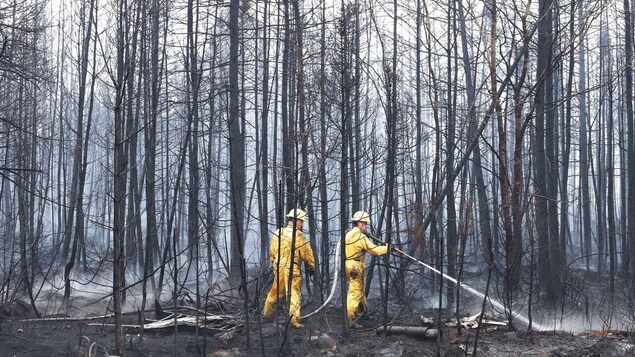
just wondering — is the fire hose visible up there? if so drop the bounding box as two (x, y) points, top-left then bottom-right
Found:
(301, 240), (341, 320)
(364, 232), (468, 287)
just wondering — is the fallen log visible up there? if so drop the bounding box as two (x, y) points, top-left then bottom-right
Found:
(88, 314), (240, 332)
(457, 312), (507, 329)
(444, 312), (508, 329)
(21, 315), (114, 322)
(20, 310), (145, 323)
(375, 326), (439, 339)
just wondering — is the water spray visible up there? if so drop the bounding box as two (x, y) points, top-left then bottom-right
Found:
(367, 234), (551, 332)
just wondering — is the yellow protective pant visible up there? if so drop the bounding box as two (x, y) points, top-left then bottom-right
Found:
(263, 267), (303, 327)
(345, 260), (367, 324)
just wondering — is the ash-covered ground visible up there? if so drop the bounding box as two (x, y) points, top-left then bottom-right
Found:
(1, 301), (634, 356)
(2, 267), (635, 356)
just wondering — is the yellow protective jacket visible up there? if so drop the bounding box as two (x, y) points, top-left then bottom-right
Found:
(344, 226), (389, 324)
(270, 223), (316, 274)
(345, 227), (389, 265)
(264, 222), (315, 327)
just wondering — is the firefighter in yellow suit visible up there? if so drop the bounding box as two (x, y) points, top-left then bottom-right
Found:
(345, 211), (390, 328)
(263, 208), (316, 328)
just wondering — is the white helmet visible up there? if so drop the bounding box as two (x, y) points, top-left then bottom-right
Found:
(286, 208), (308, 221)
(351, 211), (371, 224)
